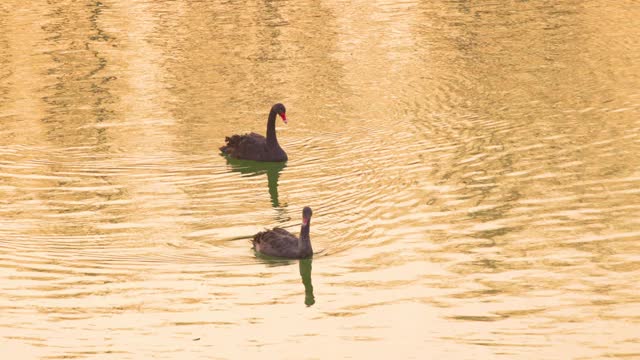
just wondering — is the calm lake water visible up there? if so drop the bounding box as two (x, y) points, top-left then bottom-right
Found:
(1, 1), (639, 359)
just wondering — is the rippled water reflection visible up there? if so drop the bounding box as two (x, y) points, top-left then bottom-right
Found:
(1, 0), (639, 359)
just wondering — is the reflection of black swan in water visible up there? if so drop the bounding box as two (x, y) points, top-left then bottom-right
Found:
(253, 257), (315, 306)
(299, 259), (315, 306)
(223, 158), (286, 208)
(253, 207), (313, 258)
(220, 103), (288, 162)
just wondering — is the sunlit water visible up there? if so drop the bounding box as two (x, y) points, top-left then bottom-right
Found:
(1, 1), (639, 359)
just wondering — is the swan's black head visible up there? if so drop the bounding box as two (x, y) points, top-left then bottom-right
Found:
(302, 206), (313, 226)
(272, 103), (287, 124)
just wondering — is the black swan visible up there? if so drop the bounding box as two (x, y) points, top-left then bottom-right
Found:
(220, 103), (288, 162)
(253, 207), (313, 259)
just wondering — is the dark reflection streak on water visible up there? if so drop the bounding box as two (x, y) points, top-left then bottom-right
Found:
(299, 259), (315, 306)
(0, 13), (10, 105)
(39, 2), (123, 241)
(40, 2), (115, 143)
(284, 0), (350, 126)
(84, 1), (127, 233)
(222, 155), (287, 210)
(252, 255), (314, 306)
(254, 1), (286, 62)
(251, 0), (285, 103)
(86, 0), (116, 129)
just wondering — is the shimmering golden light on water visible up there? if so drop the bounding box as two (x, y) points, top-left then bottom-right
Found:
(0, 0), (639, 359)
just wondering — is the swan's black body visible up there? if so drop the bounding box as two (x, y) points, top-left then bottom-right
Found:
(220, 103), (288, 162)
(253, 207), (313, 259)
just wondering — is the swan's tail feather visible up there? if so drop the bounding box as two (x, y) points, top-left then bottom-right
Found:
(220, 135), (241, 154)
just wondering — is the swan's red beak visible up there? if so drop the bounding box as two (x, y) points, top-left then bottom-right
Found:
(302, 217), (309, 226)
(279, 112), (287, 124)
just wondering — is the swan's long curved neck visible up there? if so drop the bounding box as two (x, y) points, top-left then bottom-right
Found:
(298, 221), (312, 255)
(266, 109), (279, 148)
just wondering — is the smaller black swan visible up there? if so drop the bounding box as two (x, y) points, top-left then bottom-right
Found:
(253, 207), (313, 259)
(220, 103), (288, 162)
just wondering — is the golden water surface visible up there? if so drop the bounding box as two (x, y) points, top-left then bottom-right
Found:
(1, 1), (639, 359)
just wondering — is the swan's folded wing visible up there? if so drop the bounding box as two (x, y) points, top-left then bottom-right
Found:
(221, 133), (268, 159)
(253, 228), (299, 258)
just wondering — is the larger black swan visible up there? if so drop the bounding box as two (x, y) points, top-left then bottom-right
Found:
(253, 207), (313, 259)
(220, 103), (288, 162)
